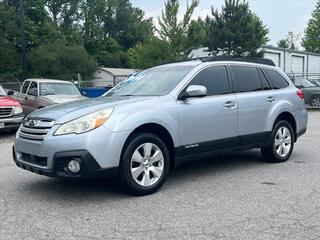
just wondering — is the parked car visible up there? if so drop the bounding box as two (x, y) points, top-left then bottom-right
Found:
(294, 78), (320, 107)
(310, 79), (320, 87)
(13, 57), (308, 196)
(16, 79), (86, 115)
(0, 85), (24, 131)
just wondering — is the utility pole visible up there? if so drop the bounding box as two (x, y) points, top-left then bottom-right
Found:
(19, 0), (26, 80)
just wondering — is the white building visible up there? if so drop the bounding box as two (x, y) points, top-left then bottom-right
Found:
(262, 46), (320, 79)
(189, 46), (320, 79)
(91, 67), (137, 87)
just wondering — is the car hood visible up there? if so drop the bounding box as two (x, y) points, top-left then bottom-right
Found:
(0, 96), (20, 107)
(27, 96), (157, 124)
(41, 95), (86, 104)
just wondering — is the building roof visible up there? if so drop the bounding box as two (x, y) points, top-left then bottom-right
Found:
(25, 79), (74, 84)
(262, 46), (320, 57)
(98, 67), (137, 76)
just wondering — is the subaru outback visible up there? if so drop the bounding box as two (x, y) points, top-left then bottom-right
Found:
(13, 57), (308, 196)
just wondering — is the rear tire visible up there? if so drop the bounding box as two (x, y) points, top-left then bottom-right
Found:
(261, 120), (294, 163)
(119, 132), (170, 196)
(311, 95), (320, 108)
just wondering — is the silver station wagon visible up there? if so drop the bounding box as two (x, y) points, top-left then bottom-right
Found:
(13, 57), (308, 196)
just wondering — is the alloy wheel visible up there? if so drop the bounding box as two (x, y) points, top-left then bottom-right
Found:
(130, 143), (164, 187)
(274, 126), (292, 158)
(312, 97), (320, 107)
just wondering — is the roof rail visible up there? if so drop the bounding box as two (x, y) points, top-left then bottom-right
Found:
(201, 56), (276, 66)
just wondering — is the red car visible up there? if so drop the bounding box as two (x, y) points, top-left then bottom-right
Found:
(0, 85), (24, 131)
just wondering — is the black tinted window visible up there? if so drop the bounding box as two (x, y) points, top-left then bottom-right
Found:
(231, 66), (263, 92)
(28, 82), (38, 96)
(263, 69), (289, 89)
(189, 66), (229, 96)
(21, 81), (30, 94)
(258, 69), (272, 90)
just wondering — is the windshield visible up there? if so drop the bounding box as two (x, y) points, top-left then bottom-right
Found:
(105, 66), (193, 97)
(0, 86), (6, 96)
(40, 83), (80, 96)
(296, 78), (315, 88)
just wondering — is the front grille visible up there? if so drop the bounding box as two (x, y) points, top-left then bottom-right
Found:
(19, 118), (55, 141)
(0, 107), (13, 117)
(20, 152), (47, 167)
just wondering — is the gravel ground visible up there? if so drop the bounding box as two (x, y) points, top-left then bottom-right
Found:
(0, 112), (320, 240)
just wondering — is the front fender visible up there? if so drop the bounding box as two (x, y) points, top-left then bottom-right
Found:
(105, 105), (179, 146)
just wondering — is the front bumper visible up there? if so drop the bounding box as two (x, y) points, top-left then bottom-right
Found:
(13, 125), (131, 178)
(0, 115), (24, 130)
(13, 147), (118, 178)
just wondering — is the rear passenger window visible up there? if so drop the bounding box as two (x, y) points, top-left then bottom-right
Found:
(258, 69), (272, 90)
(231, 66), (263, 93)
(263, 69), (289, 89)
(21, 81), (30, 94)
(189, 65), (229, 96)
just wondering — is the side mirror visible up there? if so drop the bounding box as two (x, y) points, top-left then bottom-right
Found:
(183, 85), (207, 99)
(81, 91), (88, 97)
(7, 90), (14, 96)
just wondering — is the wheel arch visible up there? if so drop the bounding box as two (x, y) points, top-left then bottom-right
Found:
(122, 123), (176, 170)
(273, 112), (297, 141)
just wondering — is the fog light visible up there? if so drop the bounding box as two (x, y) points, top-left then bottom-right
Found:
(67, 160), (81, 174)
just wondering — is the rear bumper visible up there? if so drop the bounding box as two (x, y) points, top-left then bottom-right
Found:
(13, 147), (118, 179)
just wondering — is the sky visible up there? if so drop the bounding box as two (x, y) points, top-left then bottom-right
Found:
(131, 0), (318, 47)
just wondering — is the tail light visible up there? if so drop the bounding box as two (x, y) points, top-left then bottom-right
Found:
(296, 89), (304, 100)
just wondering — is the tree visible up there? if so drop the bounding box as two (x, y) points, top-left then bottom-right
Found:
(302, 0), (320, 53)
(0, 1), (22, 79)
(207, 0), (269, 57)
(187, 17), (209, 50)
(28, 40), (96, 80)
(158, 0), (199, 60)
(277, 32), (296, 50)
(128, 38), (171, 69)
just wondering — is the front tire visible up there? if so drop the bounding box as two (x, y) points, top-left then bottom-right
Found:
(119, 132), (170, 196)
(261, 120), (294, 163)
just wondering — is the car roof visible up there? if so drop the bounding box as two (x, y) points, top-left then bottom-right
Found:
(25, 79), (74, 84)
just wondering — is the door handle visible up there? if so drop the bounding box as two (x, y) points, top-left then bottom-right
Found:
(224, 101), (236, 109)
(266, 96), (277, 103)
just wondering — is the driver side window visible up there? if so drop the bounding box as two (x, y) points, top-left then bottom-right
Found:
(27, 82), (38, 96)
(188, 65), (230, 96)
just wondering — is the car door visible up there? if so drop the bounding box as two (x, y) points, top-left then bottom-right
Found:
(230, 65), (274, 145)
(18, 80), (31, 113)
(25, 81), (40, 114)
(177, 65), (239, 157)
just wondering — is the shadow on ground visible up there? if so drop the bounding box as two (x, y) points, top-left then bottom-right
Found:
(18, 149), (270, 202)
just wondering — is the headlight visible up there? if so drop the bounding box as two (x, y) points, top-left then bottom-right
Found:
(13, 106), (23, 115)
(54, 108), (113, 136)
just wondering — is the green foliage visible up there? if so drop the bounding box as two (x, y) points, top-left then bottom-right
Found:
(277, 32), (296, 50)
(302, 0), (320, 53)
(158, 0), (199, 60)
(207, 0), (269, 57)
(187, 18), (209, 49)
(128, 38), (171, 69)
(28, 40), (96, 80)
(0, 0), (272, 81)
(0, 1), (22, 80)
